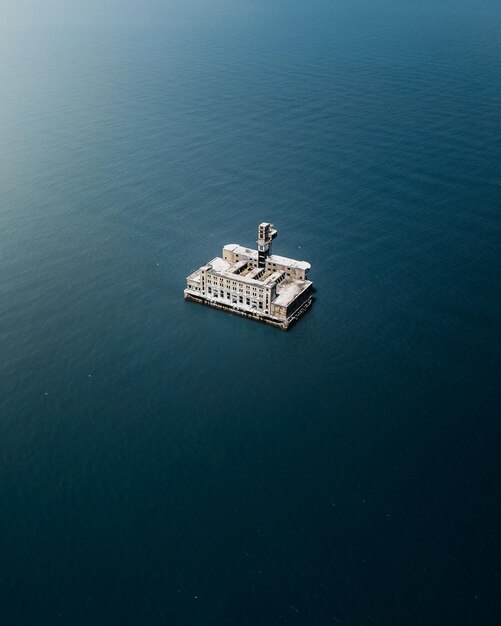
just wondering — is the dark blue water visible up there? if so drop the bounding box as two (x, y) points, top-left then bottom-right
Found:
(1, 1), (500, 624)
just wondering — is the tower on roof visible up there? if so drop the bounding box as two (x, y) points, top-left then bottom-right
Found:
(257, 222), (278, 268)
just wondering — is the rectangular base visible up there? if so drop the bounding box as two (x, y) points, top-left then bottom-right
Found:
(184, 292), (312, 330)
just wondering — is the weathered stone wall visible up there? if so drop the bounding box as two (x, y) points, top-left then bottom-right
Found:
(286, 285), (313, 317)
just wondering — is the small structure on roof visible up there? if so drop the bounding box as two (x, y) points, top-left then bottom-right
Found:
(184, 223), (313, 329)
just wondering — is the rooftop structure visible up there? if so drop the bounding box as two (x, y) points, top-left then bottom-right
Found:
(184, 223), (313, 329)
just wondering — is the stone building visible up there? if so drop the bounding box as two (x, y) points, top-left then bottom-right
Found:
(184, 223), (313, 329)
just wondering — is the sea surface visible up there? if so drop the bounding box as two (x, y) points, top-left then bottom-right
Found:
(1, 1), (500, 624)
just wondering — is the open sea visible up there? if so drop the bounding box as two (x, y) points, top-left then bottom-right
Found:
(1, 1), (500, 624)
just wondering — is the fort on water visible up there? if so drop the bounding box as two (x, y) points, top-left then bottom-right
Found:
(184, 223), (313, 329)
